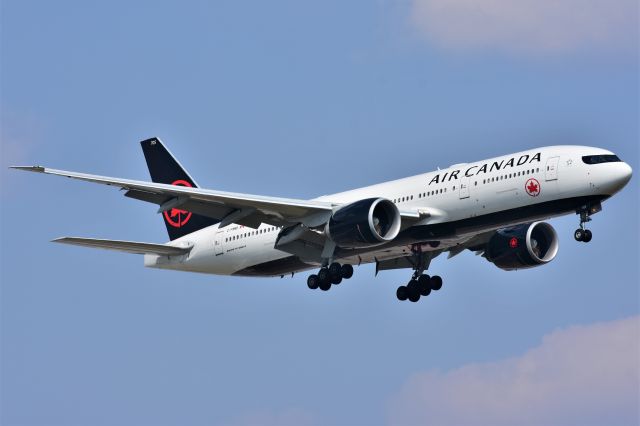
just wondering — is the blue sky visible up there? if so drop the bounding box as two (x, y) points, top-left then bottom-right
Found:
(1, 1), (638, 425)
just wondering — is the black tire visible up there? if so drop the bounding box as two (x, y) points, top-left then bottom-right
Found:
(319, 280), (331, 291)
(331, 275), (343, 285)
(430, 275), (443, 291)
(583, 229), (592, 243)
(329, 262), (342, 277)
(407, 279), (419, 291)
(574, 228), (584, 242)
(307, 274), (319, 290)
(318, 267), (330, 282)
(408, 287), (421, 302)
(418, 275), (431, 296)
(341, 264), (354, 279)
(396, 286), (408, 301)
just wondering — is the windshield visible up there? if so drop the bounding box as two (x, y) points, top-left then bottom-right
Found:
(582, 155), (621, 165)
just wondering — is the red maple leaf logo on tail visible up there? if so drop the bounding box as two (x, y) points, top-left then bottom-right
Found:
(170, 208), (187, 218)
(163, 180), (193, 227)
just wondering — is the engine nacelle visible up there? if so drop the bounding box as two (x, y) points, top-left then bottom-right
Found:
(326, 198), (401, 248)
(485, 222), (559, 271)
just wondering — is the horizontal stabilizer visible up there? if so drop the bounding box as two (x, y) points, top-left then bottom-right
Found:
(52, 237), (192, 256)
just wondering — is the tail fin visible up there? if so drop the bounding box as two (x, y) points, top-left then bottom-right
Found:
(141, 137), (218, 240)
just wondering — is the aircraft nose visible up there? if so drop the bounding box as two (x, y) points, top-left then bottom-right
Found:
(619, 162), (632, 184)
(611, 162), (632, 191)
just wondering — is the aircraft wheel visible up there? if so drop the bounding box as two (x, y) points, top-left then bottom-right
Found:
(396, 286), (408, 301)
(341, 264), (354, 279)
(318, 267), (330, 283)
(329, 262), (342, 277)
(319, 280), (331, 291)
(430, 275), (443, 291)
(583, 229), (592, 243)
(574, 228), (585, 242)
(331, 275), (343, 285)
(418, 274), (431, 296)
(307, 274), (319, 290)
(407, 280), (421, 302)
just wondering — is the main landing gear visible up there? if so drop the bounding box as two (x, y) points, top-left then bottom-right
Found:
(574, 206), (594, 243)
(396, 272), (443, 303)
(307, 263), (354, 291)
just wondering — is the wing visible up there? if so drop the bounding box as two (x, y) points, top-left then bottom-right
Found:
(12, 166), (422, 229)
(12, 166), (337, 228)
(53, 237), (192, 256)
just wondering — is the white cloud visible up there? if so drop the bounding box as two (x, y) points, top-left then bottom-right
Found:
(388, 316), (640, 426)
(410, 0), (638, 54)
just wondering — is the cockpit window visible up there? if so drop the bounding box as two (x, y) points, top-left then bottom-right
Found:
(582, 155), (621, 165)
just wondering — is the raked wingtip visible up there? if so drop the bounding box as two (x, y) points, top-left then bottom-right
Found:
(9, 165), (46, 172)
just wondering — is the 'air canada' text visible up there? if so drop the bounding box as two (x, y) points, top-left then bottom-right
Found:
(428, 152), (542, 185)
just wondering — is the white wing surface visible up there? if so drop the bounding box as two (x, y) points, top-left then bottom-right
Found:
(53, 237), (192, 256)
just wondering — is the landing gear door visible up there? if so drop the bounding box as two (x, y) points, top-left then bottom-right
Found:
(545, 156), (559, 181)
(459, 177), (470, 199)
(214, 230), (224, 255)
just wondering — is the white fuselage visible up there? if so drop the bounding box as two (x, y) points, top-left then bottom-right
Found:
(144, 145), (632, 276)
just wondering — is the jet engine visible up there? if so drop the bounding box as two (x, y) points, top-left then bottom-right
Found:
(326, 198), (401, 248)
(485, 222), (559, 271)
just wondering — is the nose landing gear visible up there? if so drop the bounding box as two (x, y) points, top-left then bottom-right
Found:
(574, 228), (592, 243)
(574, 205), (598, 243)
(307, 263), (354, 291)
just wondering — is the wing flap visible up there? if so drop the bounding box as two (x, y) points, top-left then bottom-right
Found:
(52, 237), (192, 256)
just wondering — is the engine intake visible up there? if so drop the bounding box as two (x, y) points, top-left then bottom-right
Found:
(326, 198), (401, 248)
(485, 222), (559, 271)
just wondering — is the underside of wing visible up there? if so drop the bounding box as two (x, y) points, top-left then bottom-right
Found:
(52, 237), (192, 256)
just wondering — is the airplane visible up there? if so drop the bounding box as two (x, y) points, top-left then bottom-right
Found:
(12, 138), (632, 302)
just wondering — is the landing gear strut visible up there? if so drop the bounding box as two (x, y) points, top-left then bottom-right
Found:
(307, 262), (354, 291)
(574, 205), (597, 243)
